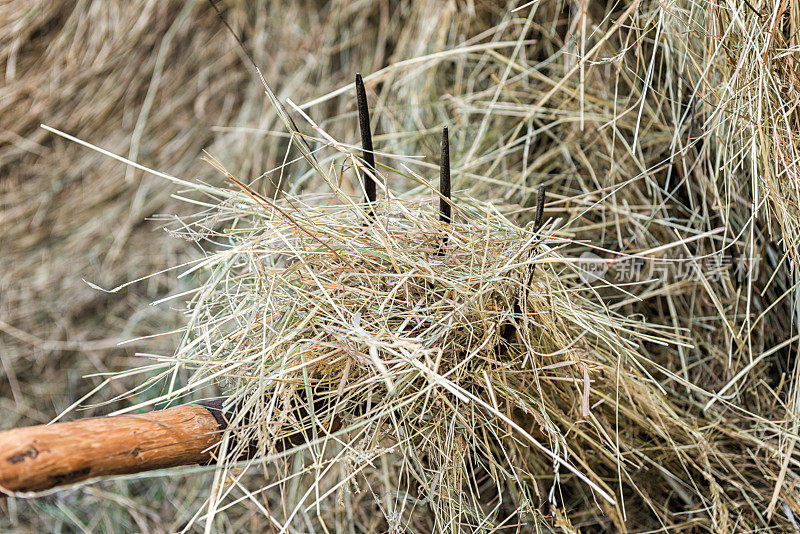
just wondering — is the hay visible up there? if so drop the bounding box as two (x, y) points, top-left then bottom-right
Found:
(99, 129), (791, 530)
(128, 163), (676, 529)
(4, 0), (800, 531)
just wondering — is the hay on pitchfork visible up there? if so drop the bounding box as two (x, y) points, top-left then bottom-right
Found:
(109, 144), (731, 530)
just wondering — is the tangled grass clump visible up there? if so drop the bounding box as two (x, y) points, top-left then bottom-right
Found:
(120, 160), (764, 530)
(9, 0), (800, 530)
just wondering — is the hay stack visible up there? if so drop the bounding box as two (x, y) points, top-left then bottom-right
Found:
(3, 0), (800, 531)
(113, 129), (790, 530)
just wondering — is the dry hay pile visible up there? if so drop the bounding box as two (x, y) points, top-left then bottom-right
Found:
(3, 0), (800, 532)
(124, 166), (744, 531)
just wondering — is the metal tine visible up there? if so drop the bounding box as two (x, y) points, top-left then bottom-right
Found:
(533, 183), (546, 233)
(435, 126), (451, 256)
(439, 126), (451, 224)
(524, 183), (547, 286)
(355, 73), (376, 214)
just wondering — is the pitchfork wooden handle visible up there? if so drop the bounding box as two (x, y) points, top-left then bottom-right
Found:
(0, 404), (224, 493)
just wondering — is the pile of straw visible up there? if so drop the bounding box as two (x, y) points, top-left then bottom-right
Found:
(141, 173), (679, 529)
(4, 0), (800, 531)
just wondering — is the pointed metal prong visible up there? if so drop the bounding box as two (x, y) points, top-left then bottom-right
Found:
(355, 73), (376, 212)
(439, 126), (451, 224)
(435, 126), (451, 257)
(533, 183), (546, 233)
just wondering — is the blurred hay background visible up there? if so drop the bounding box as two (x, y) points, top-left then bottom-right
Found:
(2, 0), (800, 531)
